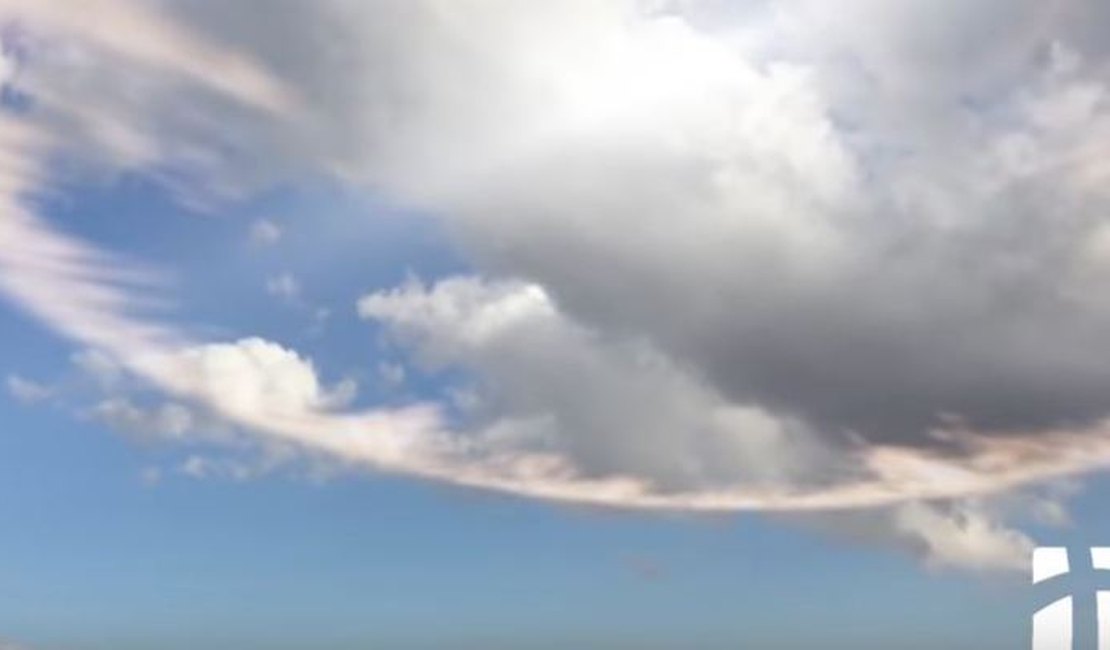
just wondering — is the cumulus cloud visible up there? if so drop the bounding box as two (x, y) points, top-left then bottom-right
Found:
(892, 501), (1035, 573)
(800, 496), (1045, 573)
(7, 0), (1110, 571)
(359, 276), (834, 493)
(149, 0), (1110, 451)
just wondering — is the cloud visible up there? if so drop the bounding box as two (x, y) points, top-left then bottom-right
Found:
(798, 496), (1044, 573)
(151, 0), (1110, 451)
(892, 501), (1035, 573)
(358, 276), (833, 493)
(265, 272), (301, 303)
(0, 0), (292, 115)
(178, 453), (279, 482)
(377, 362), (406, 388)
(6, 0), (1110, 571)
(71, 348), (124, 390)
(5, 374), (51, 404)
(89, 398), (197, 443)
(353, 275), (1110, 514)
(249, 218), (283, 246)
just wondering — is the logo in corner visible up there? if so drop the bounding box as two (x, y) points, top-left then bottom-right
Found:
(1033, 547), (1110, 650)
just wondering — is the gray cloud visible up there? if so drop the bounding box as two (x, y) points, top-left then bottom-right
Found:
(7, 0), (1110, 571)
(360, 276), (841, 493)
(184, 0), (1110, 452)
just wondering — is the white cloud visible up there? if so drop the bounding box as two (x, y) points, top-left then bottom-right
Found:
(89, 398), (196, 442)
(265, 272), (300, 303)
(179, 454), (271, 482)
(5, 374), (51, 404)
(139, 465), (163, 486)
(249, 218), (282, 246)
(72, 348), (124, 389)
(0, 0), (292, 115)
(322, 377), (358, 409)
(799, 494), (1047, 573)
(893, 501), (1035, 573)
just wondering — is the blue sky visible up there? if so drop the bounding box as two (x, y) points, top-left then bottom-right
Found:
(4, 1), (1110, 648)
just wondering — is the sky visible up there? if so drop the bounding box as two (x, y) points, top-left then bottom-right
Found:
(3, 1), (1110, 648)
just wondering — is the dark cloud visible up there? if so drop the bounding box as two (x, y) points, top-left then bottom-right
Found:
(140, 0), (1110, 457)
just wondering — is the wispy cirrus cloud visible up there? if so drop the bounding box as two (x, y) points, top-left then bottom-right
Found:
(5, 373), (50, 404)
(248, 218), (283, 247)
